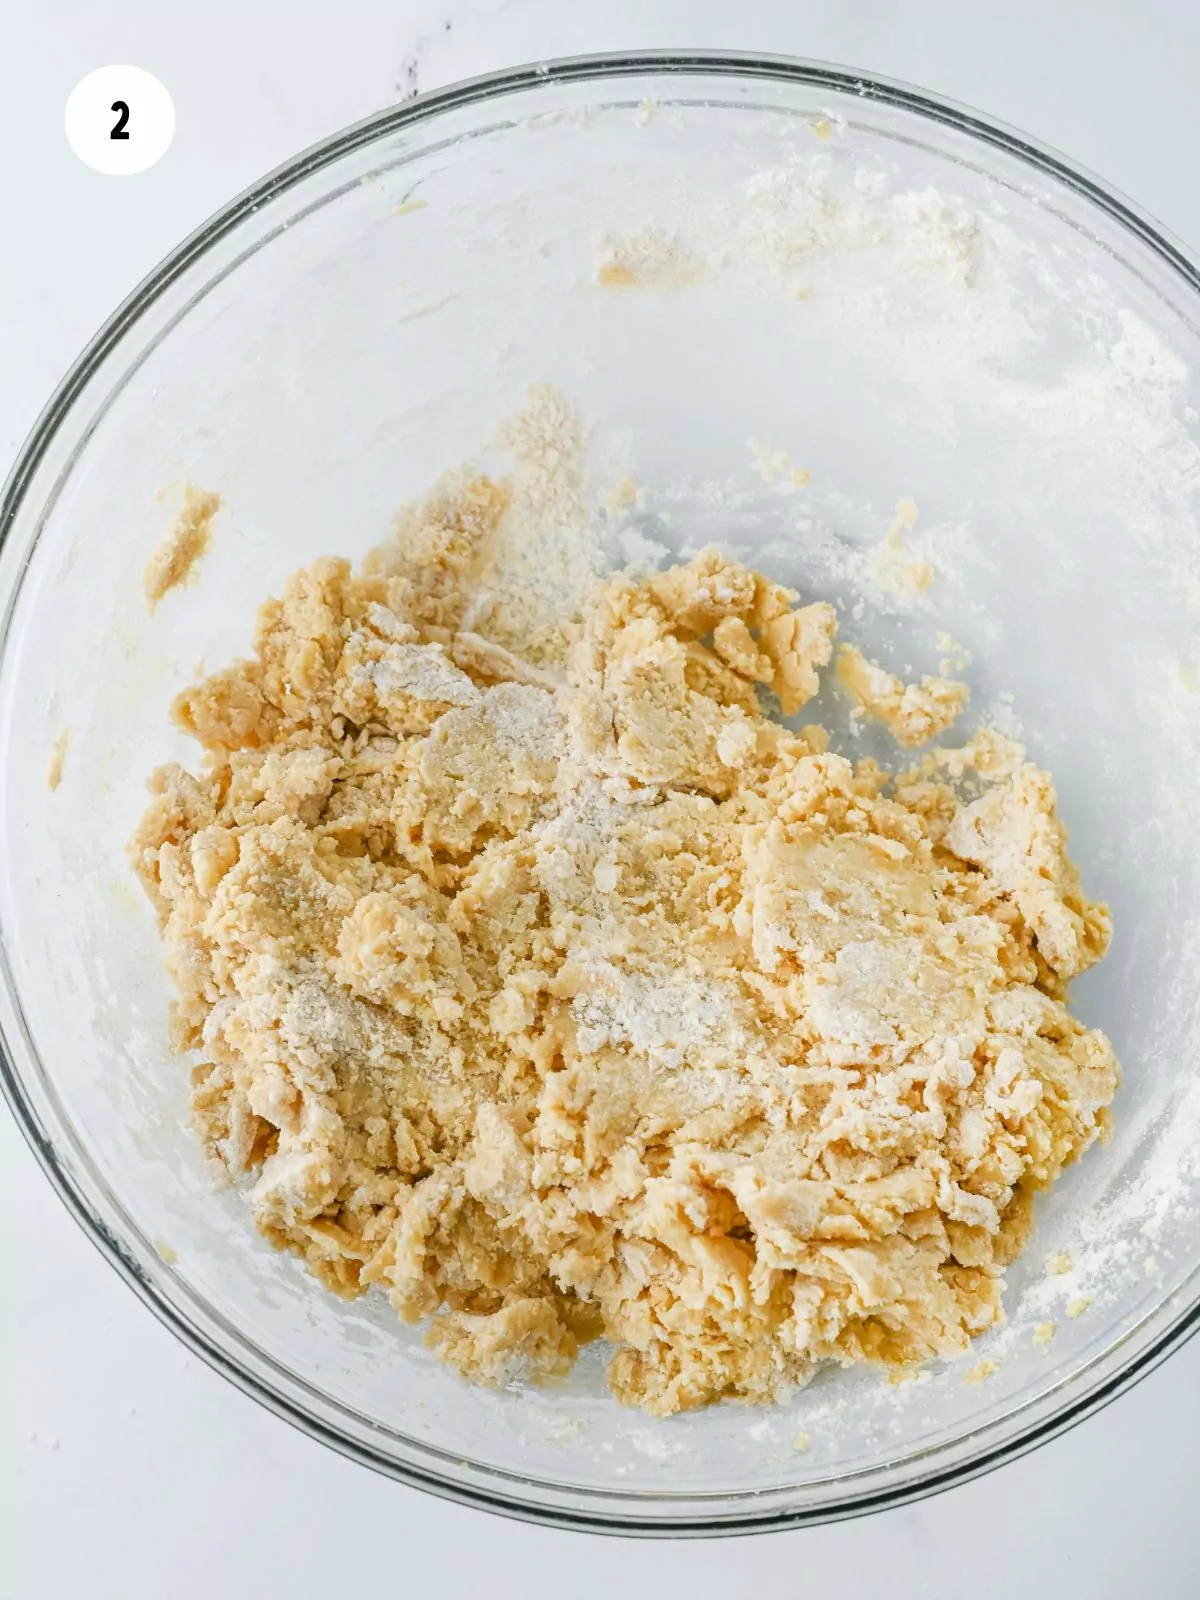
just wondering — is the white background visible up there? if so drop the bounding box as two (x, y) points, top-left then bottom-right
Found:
(4, 3), (1200, 1595)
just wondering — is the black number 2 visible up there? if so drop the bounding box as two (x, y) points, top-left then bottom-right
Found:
(110, 101), (130, 140)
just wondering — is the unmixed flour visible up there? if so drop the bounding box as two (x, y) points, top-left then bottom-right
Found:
(468, 382), (609, 659)
(598, 156), (1200, 579)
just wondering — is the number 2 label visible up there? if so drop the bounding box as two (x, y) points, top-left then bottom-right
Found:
(65, 67), (174, 174)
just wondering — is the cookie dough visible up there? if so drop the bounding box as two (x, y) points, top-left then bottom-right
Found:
(144, 486), (221, 611)
(836, 643), (969, 746)
(133, 479), (1119, 1416)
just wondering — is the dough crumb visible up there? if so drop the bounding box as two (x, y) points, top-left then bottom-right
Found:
(602, 473), (644, 517)
(793, 1432), (813, 1452)
(46, 729), (71, 791)
(144, 486), (221, 611)
(836, 643), (969, 745)
(1066, 1295), (1092, 1319)
(866, 502), (935, 601)
(747, 437), (812, 489)
(133, 473), (1119, 1417)
(926, 726), (1026, 782)
(963, 1359), (996, 1384)
(597, 230), (703, 290)
(1033, 1320), (1056, 1349)
(936, 630), (973, 675)
(1048, 1252), (1073, 1275)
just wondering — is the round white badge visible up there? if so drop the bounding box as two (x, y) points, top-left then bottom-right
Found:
(65, 65), (175, 176)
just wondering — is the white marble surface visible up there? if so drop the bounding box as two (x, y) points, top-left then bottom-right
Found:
(5, 3), (1200, 1594)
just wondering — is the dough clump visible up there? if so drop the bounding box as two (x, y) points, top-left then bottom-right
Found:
(836, 643), (969, 746)
(144, 486), (221, 610)
(133, 480), (1119, 1416)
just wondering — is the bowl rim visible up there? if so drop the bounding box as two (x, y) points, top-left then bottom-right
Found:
(4, 47), (1200, 1536)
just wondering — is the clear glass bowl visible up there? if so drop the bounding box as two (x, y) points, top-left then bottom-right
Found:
(3, 52), (1200, 1534)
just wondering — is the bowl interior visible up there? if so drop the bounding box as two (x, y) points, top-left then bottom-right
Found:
(2, 60), (1200, 1527)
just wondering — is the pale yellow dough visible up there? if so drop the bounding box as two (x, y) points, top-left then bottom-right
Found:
(144, 486), (221, 611)
(836, 643), (969, 747)
(133, 476), (1119, 1416)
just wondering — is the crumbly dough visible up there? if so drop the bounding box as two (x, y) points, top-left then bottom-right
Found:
(144, 486), (221, 611)
(836, 643), (970, 746)
(861, 499), (937, 604)
(133, 478), (1119, 1416)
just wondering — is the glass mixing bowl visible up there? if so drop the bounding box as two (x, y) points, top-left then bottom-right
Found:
(3, 52), (1200, 1535)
